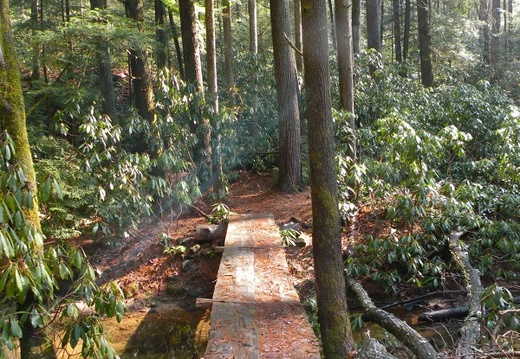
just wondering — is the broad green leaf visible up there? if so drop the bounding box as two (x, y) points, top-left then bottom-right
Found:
(30, 307), (43, 328)
(41, 177), (51, 202)
(52, 178), (63, 200)
(0, 264), (11, 292)
(10, 319), (22, 338)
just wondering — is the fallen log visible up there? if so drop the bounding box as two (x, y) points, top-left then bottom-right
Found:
(195, 224), (227, 242)
(417, 306), (469, 322)
(346, 274), (439, 359)
(449, 231), (484, 359)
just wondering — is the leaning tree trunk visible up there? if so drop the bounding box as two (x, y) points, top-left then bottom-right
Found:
(169, 11), (184, 78)
(270, 0), (302, 193)
(155, 0), (168, 70)
(1, 2), (54, 357)
(302, 1), (354, 357)
(346, 276), (439, 359)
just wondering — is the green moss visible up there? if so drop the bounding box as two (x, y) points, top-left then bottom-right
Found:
(0, 0), (40, 228)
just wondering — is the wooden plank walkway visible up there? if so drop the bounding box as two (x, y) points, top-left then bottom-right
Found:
(198, 213), (321, 359)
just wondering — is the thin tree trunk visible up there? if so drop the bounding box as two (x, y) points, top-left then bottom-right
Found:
(328, 0), (336, 50)
(91, 0), (117, 122)
(393, 0), (402, 63)
(490, 0), (501, 67)
(155, 0), (168, 69)
(352, 0), (361, 54)
(169, 11), (185, 78)
(30, 0), (41, 82)
(223, 0), (235, 103)
(301, 1), (354, 357)
(206, 0), (223, 198)
(479, 0), (490, 64)
(335, 0), (356, 164)
(248, 0), (259, 138)
(270, 0), (302, 193)
(126, 0), (155, 123)
(417, 0), (434, 86)
(294, 0), (303, 71)
(403, 0), (410, 61)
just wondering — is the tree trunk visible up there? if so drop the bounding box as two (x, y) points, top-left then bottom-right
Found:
(179, 0), (212, 181)
(403, 0), (410, 61)
(30, 0), (41, 82)
(206, 0), (223, 198)
(417, 0), (434, 87)
(223, 0), (235, 103)
(366, 0), (382, 52)
(169, 11), (185, 78)
(155, 0), (168, 70)
(294, 0), (303, 71)
(335, 0), (357, 163)
(352, 0), (361, 54)
(490, 0), (500, 67)
(270, 0), (302, 193)
(479, 0), (490, 64)
(301, 1), (354, 357)
(126, 0), (155, 123)
(179, 0), (203, 87)
(0, 3), (53, 357)
(248, 0), (259, 139)
(91, 0), (117, 122)
(393, 0), (402, 63)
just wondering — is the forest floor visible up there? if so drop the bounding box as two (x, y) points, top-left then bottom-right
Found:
(78, 170), (480, 356)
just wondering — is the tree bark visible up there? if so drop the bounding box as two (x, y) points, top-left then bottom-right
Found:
(335, 0), (357, 163)
(179, 0), (203, 87)
(352, 0), (361, 54)
(248, 0), (259, 140)
(270, 0), (302, 193)
(179, 0), (212, 181)
(30, 0), (41, 82)
(417, 0), (434, 87)
(301, 1), (354, 357)
(479, 0), (491, 64)
(91, 0), (117, 122)
(393, 0), (402, 63)
(222, 0), (235, 103)
(126, 0), (155, 123)
(294, 0), (303, 71)
(366, 0), (382, 52)
(206, 0), (223, 197)
(403, 0), (410, 61)
(169, 11), (185, 78)
(490, 0), (501, 67)
(155, 0), (168, 70)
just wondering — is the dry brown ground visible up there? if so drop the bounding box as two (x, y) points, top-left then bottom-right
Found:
(86, 170), (318, 309)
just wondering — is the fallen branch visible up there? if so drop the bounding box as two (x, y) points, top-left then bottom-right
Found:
(449, 231), (484, 358)
(418, 306), (469, 322)
(345, 273), (439, 359)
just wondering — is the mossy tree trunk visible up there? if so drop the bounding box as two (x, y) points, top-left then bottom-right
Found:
(1, 2), (54, 357)
(301, 0), (354, 357)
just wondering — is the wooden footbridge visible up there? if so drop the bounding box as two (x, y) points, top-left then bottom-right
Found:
(197, 213), (321, 358)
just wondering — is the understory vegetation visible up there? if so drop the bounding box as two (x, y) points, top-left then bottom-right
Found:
(4, 0), (520, 356)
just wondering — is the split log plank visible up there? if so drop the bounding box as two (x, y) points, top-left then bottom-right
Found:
(203, 213), (320, 359)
